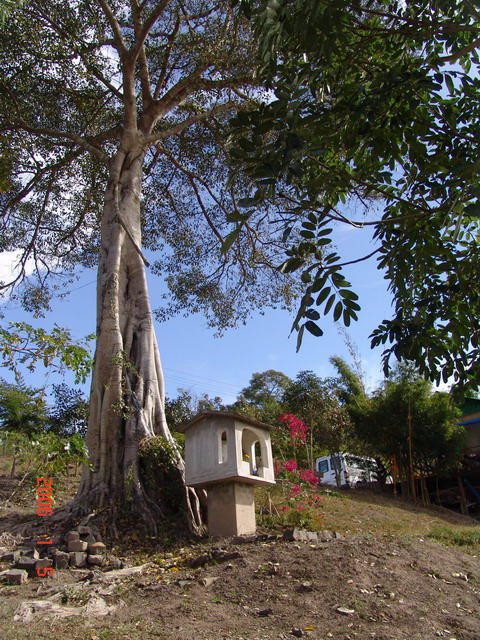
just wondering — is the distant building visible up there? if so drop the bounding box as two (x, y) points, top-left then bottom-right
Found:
(458, 398), (480, 455)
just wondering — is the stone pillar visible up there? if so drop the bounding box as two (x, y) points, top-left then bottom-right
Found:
(207, 482), (256, 537)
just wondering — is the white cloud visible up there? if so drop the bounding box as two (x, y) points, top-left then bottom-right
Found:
(0, 250), (35, 289)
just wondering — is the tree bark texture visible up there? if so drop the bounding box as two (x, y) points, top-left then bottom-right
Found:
(75, 136), (203, 534)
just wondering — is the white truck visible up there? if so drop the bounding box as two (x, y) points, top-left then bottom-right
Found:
(315, 452), (382, 488)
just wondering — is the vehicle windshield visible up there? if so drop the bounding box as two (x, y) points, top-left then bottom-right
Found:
(345, 455), (371, 470)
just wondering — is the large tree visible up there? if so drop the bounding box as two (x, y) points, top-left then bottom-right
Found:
(0, 0), (300, 532)
(230, 0), (480, 395)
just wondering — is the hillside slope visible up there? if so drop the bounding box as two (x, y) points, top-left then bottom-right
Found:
(1, 477), (479, 640)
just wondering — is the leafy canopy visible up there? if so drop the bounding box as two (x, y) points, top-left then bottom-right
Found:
(229, 0), (480, 394)
(332, 359), (465, 476)
(0, 321), (93, 384)
(0, 0), (302, 330)
(0, 376), (48, 435)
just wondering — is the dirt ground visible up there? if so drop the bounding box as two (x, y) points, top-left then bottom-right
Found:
(1, 475), (480, 640)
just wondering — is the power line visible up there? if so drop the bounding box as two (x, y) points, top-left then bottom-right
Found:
(164, 374), (241, 399)
(163, 366), (242, 393)
(2, 278), (97, 312)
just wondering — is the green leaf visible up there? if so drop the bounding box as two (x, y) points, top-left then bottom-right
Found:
(279, 257), (304, 273)
(237, 137), (257, 152)
(221, 228), (241, 254)
(339, 289), (359, 301)
(227, 210), (251, 222)
(305, 309), (320, 320)
(465, 203), (480, 217)
(324, 293), (336, 315)
(237, 197), (259, 208)
(316, 286), (331, 305)
(333, 300), (343, 322)
(296, 324), (305, 352)
(311, 273), (328, 294)
(305, 320), (323, 336)
(445, 73), (455, 95)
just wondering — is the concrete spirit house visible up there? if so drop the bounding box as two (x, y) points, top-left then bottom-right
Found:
(178, 411), (276, 537)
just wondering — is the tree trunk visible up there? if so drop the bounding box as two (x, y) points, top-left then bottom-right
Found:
(72, 137), (204, 535)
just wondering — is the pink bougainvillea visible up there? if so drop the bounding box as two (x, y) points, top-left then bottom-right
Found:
(298, 469), (318, 485)
(278, 413), (309, 445)
(283, 459), (298, 472)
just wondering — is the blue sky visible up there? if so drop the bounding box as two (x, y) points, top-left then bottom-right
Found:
(0, 224), (393, 405)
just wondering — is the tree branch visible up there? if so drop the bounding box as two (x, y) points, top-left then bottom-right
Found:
(351, 3), (480, 34)
(130, 0), (153, 106)
(438, 36), (480, 63)
(133, 0), (171, 58)
(148, 70), (254, 128)
(4, 121), (109, 162)
(188, 177), (225, 245)
(154, 143), (226, 245)
(86, 63), (124, 101)
(96, 0), (127, 54)
(29, 4), (124, 101)
(145, 101), (236, 142)
(153, 14), (180, 100)
(148, 68), (209, 122)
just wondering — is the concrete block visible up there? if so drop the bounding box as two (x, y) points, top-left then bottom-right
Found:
(68, 540), (88, 552)
(35, 558), (53, 571)
(69, 552), (87, 568)
(283, 528), (310, 542)
(53, 551), (69, 570)
(65, 531), (80, 543)
(76, 526), (92, 536)
(18, 547), (39, 559)
(1, 550), (21, 563)
(88, 541), (106, 554)
(207, 482), (256, 537)
(317, 530), (335, 542)
(15, 556), (37, 575)
(5, 569), (28, 584)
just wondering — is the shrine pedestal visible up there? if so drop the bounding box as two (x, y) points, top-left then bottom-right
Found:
(207, 481), (255, 537)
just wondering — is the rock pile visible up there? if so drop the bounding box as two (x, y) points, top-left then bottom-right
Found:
(282, 528), (343, 542)
(0, 525), (107, 584)
(62, 525), (106, 568)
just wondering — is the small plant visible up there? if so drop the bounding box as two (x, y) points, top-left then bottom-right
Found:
(323, 488), (341, 498)
(124, 465), (135, 498)
(138, 435), (186, 518)
(0, 430), (90, 478)
(278, 483), (324, 531)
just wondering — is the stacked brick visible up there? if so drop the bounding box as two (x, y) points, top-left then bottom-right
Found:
(63, 525), (106, 568)
(1, 525), (107, 584)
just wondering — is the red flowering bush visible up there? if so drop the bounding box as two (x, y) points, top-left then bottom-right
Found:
(278, 484), (324, 531)
(283, 459), (298, 472)
(298, 468), (318, 485)
(278, 413), (309, 445)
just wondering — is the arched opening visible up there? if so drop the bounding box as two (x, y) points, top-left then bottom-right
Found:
(241, 428), (266, 477)
(218, 429), (228, 464)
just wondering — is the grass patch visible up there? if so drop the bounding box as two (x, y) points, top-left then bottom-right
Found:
(255, 480), (480, 541)
(427, 525), (480, 554)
